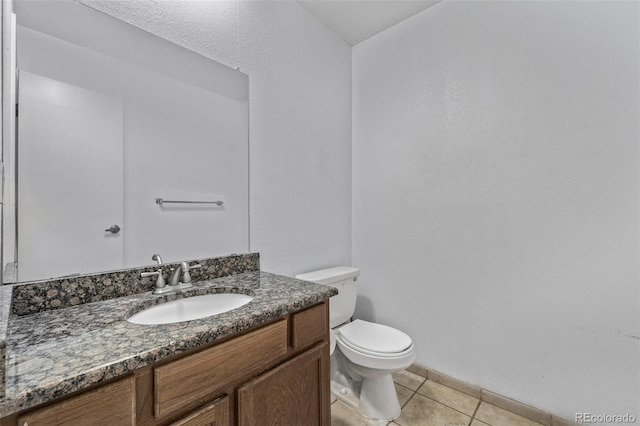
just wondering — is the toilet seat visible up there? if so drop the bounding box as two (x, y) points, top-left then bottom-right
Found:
(336, 320), (412, 356)
(339, 337), (415, 358)
(334, 320), (416, 371)
(336, 336), (415, 371)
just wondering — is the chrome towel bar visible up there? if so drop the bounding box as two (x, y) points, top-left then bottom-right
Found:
(156, 198), (223, 206)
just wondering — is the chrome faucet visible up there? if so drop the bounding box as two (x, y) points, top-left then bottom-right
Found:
(142, 255), (201, 295)
(168, 261), (202, 289)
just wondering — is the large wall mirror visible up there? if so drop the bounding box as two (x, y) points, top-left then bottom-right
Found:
(2, 0), (249, 283)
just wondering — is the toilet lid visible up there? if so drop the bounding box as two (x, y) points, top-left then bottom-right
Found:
(336, 319), (412, 354)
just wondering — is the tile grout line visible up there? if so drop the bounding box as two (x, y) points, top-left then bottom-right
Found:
(391, 380), (420, 426)
(401, 388), (416, 409)
(394, 373), (484, 424)
(412, 377), (482, 422)
(468, 399), (482, 425)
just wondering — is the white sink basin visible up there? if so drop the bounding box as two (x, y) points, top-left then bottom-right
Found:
(127, 293), (253, 325)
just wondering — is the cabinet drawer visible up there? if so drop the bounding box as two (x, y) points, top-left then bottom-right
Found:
(169, 396), (229, 426)
(17, 376), (135, 426)
(155, 319), (288, 419)
(291, 302), (328, 351)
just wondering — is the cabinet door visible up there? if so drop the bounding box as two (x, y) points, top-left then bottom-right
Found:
(237, 343), (330, 426)
(17, 376), (135, 426)
(169, 396), (229, 426)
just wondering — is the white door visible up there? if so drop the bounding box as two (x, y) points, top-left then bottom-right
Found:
(17, 70), (124, 281)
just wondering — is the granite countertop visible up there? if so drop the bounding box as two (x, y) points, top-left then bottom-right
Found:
(0, 271), (337, 417)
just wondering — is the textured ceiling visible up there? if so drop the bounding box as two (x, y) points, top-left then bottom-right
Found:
(297, 0), (440, 46)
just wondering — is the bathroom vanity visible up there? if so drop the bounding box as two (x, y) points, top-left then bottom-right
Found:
(0, 255), (337, 426)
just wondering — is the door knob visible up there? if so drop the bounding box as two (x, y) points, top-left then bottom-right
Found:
(105, 225), (121, 234)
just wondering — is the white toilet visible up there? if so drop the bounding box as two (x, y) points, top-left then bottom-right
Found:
(295, 266), (415, 421)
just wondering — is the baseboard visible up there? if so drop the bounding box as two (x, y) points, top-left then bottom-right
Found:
(407, 363), (580, 426)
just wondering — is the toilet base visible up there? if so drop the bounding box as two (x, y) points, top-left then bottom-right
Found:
(359, 374), (401, 420)
(330, 373), (401, 421)
(331, 378), (360, 409)
(331, 365), (361, 409)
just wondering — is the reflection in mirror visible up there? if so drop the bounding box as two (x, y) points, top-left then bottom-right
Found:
(2, 0), (249, 283)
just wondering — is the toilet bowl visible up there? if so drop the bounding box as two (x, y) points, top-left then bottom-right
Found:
(332, 319), (415, 420)
(295, 267), (415, 421)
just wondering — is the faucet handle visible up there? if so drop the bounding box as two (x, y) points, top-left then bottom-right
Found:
(141, 269), (166, 289)
(181, 262), (202, 284)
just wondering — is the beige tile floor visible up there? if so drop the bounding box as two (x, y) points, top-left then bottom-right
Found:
(331, 370), (544, 426)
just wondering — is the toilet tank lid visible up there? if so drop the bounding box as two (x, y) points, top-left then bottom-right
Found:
(295, 266), (360, 284)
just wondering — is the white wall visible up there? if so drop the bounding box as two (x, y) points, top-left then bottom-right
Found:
(82, 0), (353, 276)
(353, 1), (639, 420)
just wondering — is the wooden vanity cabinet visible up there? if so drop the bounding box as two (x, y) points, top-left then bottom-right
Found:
(3, 301), (330, 426)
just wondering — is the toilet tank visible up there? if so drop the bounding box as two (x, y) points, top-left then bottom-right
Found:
(295, 266), (359, 328)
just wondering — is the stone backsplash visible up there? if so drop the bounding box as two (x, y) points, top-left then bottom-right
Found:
(9, 253), (260, 317)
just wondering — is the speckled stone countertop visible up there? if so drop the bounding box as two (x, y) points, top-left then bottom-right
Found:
(0, 271), (337, 417)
